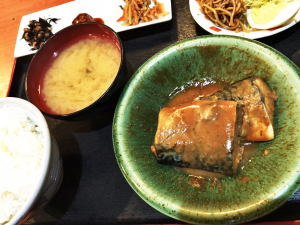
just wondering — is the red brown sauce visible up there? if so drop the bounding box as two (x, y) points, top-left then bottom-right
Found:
(188, 176), (207, 193)
(166, 79), (226, 107)
(72, 13), (95, 24)
(93, 18), (105, 24)
(166, 79), (257, 183)
(72, 13), (105, 25)
(237, 174), (250, 184)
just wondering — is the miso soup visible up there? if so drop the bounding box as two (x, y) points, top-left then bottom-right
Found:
(41, 36), (121, 115)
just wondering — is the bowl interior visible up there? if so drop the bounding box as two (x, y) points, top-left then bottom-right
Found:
(113, 35), (300, 224)
(26, 22), (122, 116)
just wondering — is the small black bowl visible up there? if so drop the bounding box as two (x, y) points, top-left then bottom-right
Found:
(25, 22), (124, 121)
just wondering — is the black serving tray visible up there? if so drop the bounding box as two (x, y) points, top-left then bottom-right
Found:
(11, 1), (300, 224)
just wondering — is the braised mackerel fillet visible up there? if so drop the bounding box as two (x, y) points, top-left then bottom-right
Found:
(151, 101), (244, 176)
(199, 76), (277, 141)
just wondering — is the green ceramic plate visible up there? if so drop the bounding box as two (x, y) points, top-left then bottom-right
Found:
(112, 35), (300, 224)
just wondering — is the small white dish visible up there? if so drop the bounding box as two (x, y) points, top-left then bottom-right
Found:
(189, 0), (300, 39)
(14, 0), (172, 58)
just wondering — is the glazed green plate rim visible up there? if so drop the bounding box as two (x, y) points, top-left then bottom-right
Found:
(113, 35), (300, 224)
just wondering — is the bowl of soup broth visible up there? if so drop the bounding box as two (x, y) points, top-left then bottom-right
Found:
(25, 22), (123, 120)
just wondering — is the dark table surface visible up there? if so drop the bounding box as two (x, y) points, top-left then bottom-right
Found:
(10, 0), (300, 224)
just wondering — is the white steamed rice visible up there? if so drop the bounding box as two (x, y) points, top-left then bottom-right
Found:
(0, 107), (44, 224)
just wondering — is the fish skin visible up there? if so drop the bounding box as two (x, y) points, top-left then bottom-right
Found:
(199, 76), (277, 142)
(152, 101), (241, 176)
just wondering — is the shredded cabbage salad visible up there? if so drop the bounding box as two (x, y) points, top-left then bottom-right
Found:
(244, 0), (299, 8)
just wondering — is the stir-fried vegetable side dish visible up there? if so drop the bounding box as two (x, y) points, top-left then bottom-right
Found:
(196, 0), (252, 33)
(117, 0), (169, 26)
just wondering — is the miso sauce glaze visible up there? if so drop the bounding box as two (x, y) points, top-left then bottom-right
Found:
(165, 79), (257, 180)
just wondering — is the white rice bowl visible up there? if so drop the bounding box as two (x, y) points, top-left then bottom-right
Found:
(0, 97), (62, 225)
(0, 106), (44, 224)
